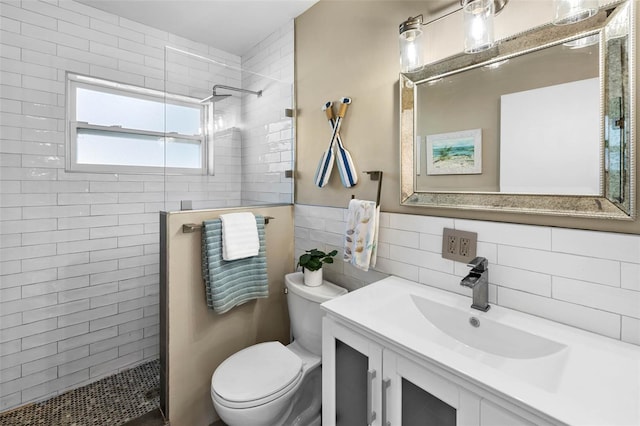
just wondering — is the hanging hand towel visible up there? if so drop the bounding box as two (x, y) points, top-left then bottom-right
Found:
(343, 199), (379, 271)
(202, 215), (268, 314)
(220, 212), (260, 261)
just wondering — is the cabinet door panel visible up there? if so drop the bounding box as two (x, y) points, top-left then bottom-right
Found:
(402, 378), (456, 426)
(384, 349), (480, 426)
(336, 339), (369, 425)
(323, 318), (383, 426)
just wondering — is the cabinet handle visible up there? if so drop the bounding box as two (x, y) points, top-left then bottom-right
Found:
(367, 369), (377, 425)
(382, 378), (391, 426)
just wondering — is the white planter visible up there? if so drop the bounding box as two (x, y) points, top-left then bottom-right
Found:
(303, 268), (323, 287)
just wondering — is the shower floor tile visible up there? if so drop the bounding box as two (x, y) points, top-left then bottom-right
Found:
(0, 360), (165, 426)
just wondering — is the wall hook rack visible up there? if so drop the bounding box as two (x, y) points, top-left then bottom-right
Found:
(351, 170), (383, 207)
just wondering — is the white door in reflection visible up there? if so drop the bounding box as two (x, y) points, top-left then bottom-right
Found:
(500, 78), (600, 195)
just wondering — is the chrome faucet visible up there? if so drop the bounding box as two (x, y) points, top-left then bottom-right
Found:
(460, 256), (490, 312)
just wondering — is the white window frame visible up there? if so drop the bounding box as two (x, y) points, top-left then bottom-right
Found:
(66, 73), (210, 175)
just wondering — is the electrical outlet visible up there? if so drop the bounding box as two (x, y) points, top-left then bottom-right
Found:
(447, 235), (457, 254)
(459, 237), (471, 257)
(442, 228), (477, 263)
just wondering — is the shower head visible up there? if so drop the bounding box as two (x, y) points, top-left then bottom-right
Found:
(199, 93), (232, 103)
(200, 84), (263, 103)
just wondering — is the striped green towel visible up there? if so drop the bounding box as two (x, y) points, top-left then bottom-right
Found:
(201, 215), (268, 314)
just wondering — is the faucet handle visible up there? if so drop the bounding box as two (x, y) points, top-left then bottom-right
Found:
(467, 256), (488, 271)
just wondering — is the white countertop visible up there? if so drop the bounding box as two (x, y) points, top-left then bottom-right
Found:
(321, 276), (640, 426)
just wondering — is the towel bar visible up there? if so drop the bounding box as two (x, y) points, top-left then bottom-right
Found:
(182, 216), (274, 233)
(350, 170), (383, 207)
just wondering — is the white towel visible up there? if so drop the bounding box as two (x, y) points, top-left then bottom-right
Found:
(343, 199), (379, 271)
(220, 212), (260, 261)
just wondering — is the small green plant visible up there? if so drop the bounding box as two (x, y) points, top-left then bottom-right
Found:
(297, 249), (338, 272)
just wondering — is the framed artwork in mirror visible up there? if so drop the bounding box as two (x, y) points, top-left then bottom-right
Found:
(426, 129), (482, 175)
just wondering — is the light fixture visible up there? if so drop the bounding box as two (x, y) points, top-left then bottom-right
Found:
(552, 0), (598, 25)
(399, 15), (426, 72)
(463, 0), (495, 53)
(398, 0), (508, 70)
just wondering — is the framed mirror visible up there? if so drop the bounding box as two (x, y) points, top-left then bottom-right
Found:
(400, 1), (635, 220)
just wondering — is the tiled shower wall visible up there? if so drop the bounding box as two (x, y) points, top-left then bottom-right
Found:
(241, 20), (295, 205)
(0, 0), (292, 412)
(294, 204), (640, 346)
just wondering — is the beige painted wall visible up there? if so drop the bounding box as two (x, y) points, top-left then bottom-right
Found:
(295, 0), (640, 234)
(165, 205), (294, 426)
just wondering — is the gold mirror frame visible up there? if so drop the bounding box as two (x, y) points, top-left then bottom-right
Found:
(400, 1), (636, 220)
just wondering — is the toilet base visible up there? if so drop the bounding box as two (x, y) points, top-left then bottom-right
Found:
(281, 366), (321, 426)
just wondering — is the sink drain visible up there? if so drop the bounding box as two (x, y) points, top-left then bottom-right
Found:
(469, 317), (480, 328)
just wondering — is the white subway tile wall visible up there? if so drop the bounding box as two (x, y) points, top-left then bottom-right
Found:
(0, 0), (293, 412)
(294, 204), (640, 346)
(241, 20), (294, 205)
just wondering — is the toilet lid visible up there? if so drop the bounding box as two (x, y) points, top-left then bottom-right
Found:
(212, 341), (303, 404)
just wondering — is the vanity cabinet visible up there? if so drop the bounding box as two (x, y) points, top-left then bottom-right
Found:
(322, 318), (547, 426)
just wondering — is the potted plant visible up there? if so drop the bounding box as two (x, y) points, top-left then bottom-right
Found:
(297, 248), (338, 287)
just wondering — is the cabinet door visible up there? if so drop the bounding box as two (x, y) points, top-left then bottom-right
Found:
(323, 318), (383, 426)
(383, 349), (481, 426)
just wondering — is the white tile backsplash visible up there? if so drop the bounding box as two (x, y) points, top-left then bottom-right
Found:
(497, 245), (621, 287)
(295, 205), (640, 346)
(552, 228), (640, 263)
(621, 262), (640, 291)
(498, 287), (622, 339)
(552, 277), (640, 319)
(622, 317), (640, 345)
(388, 213), (453, 234)
(490, 264), (552, 297)
(456, 219), (552, 250)
(379, 227), (420, 249)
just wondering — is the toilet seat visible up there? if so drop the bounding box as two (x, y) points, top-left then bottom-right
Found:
(212, 342), (303, 409)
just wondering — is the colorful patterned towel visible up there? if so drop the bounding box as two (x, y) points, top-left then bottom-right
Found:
(343, 199), (379, 271)
(201, 215), (268, 314)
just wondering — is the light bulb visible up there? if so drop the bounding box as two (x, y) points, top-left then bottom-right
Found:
(399, 16), (426, 72)
(463, 0), (495, 53)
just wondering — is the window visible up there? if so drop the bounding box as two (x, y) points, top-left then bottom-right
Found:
(66, 74), (207, 174)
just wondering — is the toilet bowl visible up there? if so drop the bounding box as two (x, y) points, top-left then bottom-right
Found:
(210, 272), (346, 426)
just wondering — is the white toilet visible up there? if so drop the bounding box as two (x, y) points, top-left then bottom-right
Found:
(210, 272), (347, 426)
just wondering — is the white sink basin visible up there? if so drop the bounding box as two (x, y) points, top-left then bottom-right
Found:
(410, 294), (567, 359)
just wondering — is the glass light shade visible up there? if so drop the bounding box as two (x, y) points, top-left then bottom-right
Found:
(463, 0), (495, 54)
(399, 28), (426, 72)
(552, 0), (598, 25)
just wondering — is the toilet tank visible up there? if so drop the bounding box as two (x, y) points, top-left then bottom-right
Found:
(285, 272), (347, 356)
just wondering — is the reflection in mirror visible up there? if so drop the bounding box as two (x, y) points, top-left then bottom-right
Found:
(401, 1), (635, 219)
(605, 1), (632, 214)
(416, 38), (600, 194)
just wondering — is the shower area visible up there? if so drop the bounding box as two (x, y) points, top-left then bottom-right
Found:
(162, 46), (294, 210)
(0, 2), (294, 419)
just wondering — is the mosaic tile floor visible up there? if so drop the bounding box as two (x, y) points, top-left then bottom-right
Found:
(0, 360), (165, 426)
